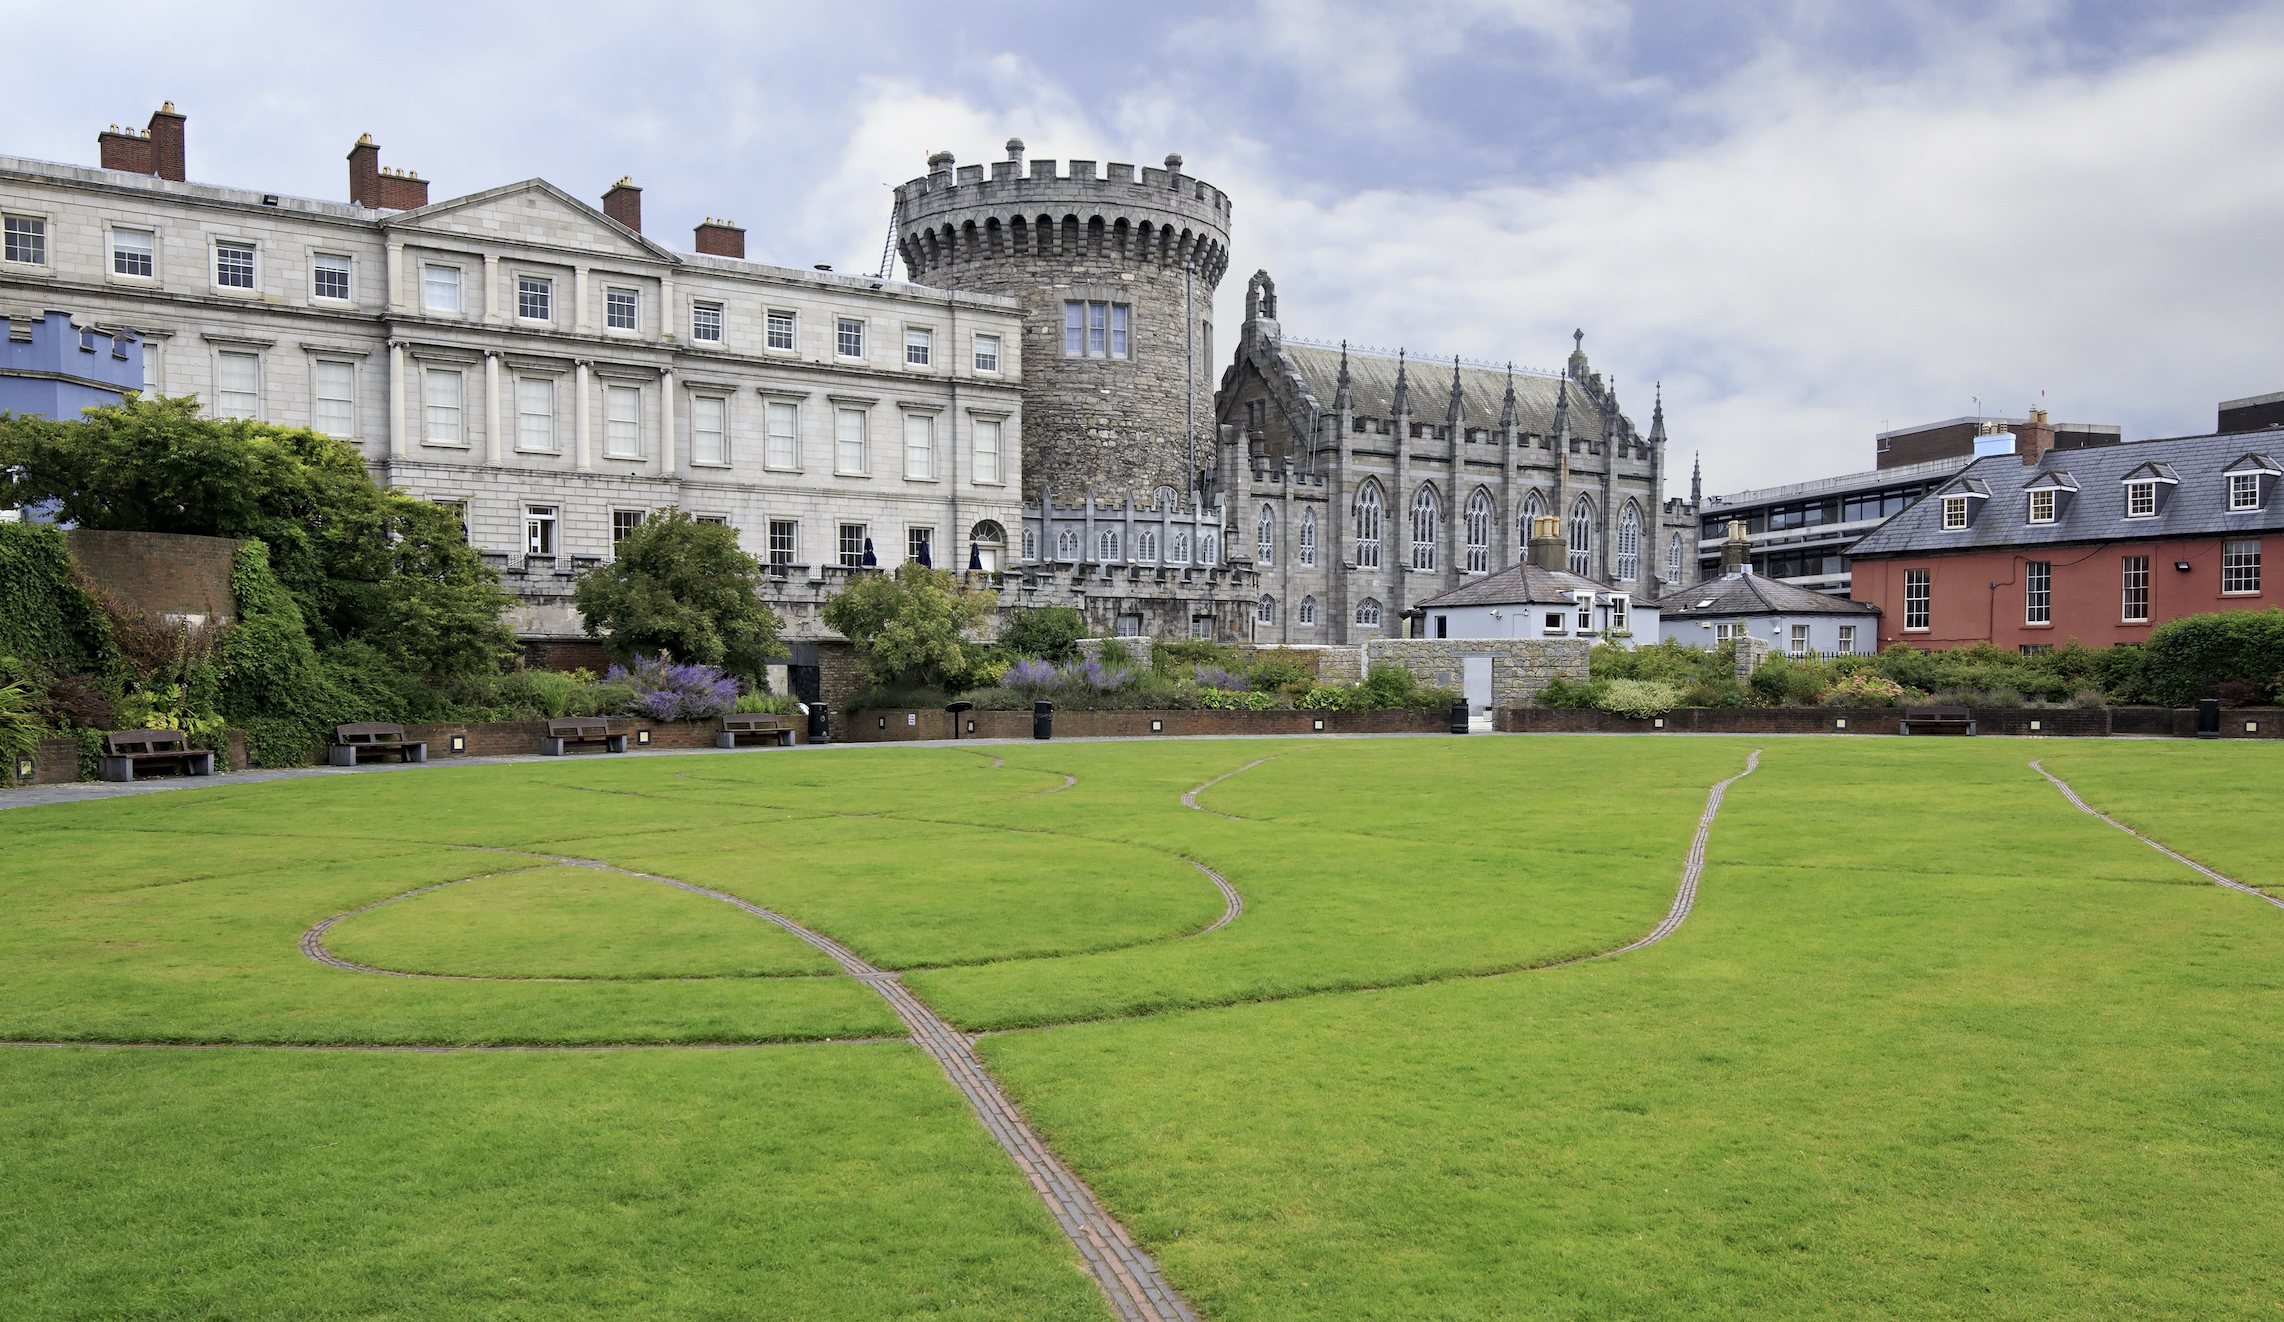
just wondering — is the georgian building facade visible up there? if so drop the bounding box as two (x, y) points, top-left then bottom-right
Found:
(0, 107), (1026, 654)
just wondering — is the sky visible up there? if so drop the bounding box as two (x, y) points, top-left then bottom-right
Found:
(10, 0), (2281, 495)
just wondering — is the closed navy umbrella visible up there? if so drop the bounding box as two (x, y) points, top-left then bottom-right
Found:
(968, 540), (982, 571)
(860, 537), (877, 568)
(916, 538), (933, 568)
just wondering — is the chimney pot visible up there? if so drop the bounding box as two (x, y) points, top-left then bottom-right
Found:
(145, 101), (186, 182)
(602, 177), (642, 233)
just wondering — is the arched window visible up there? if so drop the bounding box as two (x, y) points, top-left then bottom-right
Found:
(970, 520), (1005, 545)
(1299, 508), (1317, 566)
(1257, 594), (1275, 624)
(1355, 483), (1383, 568)
(1021, 528), (1037, 561)
(1056, 527), (1079, 559)
(1200, 533), (1219, 565)
(1616, 503), (1641, 582)
(1568, 497), (1593, 576)
(1139, 528), (1159, 561)
(1099, 529), (1121, 561)
(1171, 531), (1191, 563)
(1464, 489), (1492, 573)
(1257, 506), (1274, 565)
(1410, 485), (1439, 570)
(1356, 596), (1382, 627)
(1668, 532), (1684, 584)
(1519, 490), (1546, 545)
(1299, 595), (1317, 625)
(1154, 485), (1179, 511)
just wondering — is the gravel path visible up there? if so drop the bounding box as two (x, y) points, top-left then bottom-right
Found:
(1179, 756), (1279, 819)
(2031, 760), (2284, 911)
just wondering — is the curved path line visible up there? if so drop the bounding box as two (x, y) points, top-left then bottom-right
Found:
(2032, 760), (2284, 912)
(1188, 860), (1243, 936)
(0, 1037), (904, 1052)
(1020, 773), (1080, 799)
(1591, 747), (1761, 958)
(1180, 756), (1279, 819)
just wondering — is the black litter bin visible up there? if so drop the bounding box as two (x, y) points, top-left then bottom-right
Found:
(2198, 697), (2221, 739)
(1450, 703), (1470, 735)
(1033, 700), (1054, 741)
(805, 703), (830, 745)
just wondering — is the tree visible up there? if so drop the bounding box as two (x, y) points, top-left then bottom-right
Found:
(574, 508), (783, 683)
(1001, 605), (1087, 663)
(353, 497), (519, 678)
(822, 562), (998, 690)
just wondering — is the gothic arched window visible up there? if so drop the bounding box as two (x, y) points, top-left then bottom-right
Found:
(1616, 503), (1641, 582)
(1355, 483), (1383, 568)
(1356, 596), (1382, 627)
(1668, 532), (1685, 584)
(1257, 505), (1275, 565)
(1464, 489), (1492, 573)
(1200, 533), (1219, 565)
(1139, 528), (1159, 561)
(1021, 528), (1037, 561)
(1099, 529), (1121, 561)
(1519, 490), (1546, 546)
(1299, 595), (1317, 625)
(1299, 507), (1317, 566)
(1257, 594), (1275, 624)
(1568, 497), (1594, 576)
(1171, 531), (1191, 563)
(1155, 485), (1179, 511)
(1410, 485), (1439, 571)
(1056, 527), (1079, 559)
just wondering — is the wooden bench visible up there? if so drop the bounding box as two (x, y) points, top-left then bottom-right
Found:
(1900, 705), (1976, 736)
(98, 729), (215, 782)
(542, 717), (625, 756)
(329, 722), (428, 766)
(717, 713), (796, 748)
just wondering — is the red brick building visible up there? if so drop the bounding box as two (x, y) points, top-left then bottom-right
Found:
(1847, 432), (2279, 651)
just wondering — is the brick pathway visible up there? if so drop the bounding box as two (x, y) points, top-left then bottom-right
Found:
(2032, 760), (2284, 911)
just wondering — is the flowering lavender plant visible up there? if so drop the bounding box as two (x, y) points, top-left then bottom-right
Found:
(606, 654), (740, 721)
(1193, 665), (1250, 692)
(1062, 659), (1132, 692)
(1000, 658), (1059, 689)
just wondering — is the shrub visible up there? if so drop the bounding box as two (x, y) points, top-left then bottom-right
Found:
(0, 676), (45, 778)
(607, 654), (740, 722)
(1596, 679), (1681, 719)
(576, 509), (784, 684)
(1154, 638), (1238, 675)
(1824, 673), (1909, 707)
(822, 562), (997, 690)
(1250, 658), (1314, 694)
(1295, 685), (1351, 711)
(733, 690), (799, 715)
(1535, 675), (1600, 708)
(1679, 679), (1750, 708)
(2136, 609), (2284, 706)
(1194, 665), (1249, 691)
(1000, 607), (1087, 664)
(2213, 679), (2264, 707)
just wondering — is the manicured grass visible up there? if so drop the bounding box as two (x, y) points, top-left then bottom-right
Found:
(5, 734), (2281, 1319)
(0, 1044), (1110, 1321)
(323, 865), (839, 979)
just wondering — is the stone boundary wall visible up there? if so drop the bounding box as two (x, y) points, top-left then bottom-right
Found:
(849, 707), (1450, 743)
(1362, 638), (1592, 705)
(64, 529), (242, 626)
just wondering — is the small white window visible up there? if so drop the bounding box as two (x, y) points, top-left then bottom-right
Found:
(1171, 531), (1191, 564)
(111, 228), (155, 278)
(313, 254), (352, 302)
(3, 214), (45, 266)
(766, 309), (795, 351)
(215, 241), (256, 290)
(613, 510), (645, 548)
(1021, 528), (1037, 561)
(140, 341), (159, 391)
(423, 265), (461, 313)
(2028, 488), (2056, 524)
(313, 361), (355, 438)
(692, 396), (728, 466)
(605, 286), (638, 331)
(1191, 615), (1216, 640)
(835, 407), (866, 473)
(841, 524), (869, 567)
(215, 351), (259, 419)
(423, 368), (464, 444)
(517, 276), (551, 321)
(2125, 481), (2156, 518)
(604, 384), (642, 458)
(1201, 533), (1219, 566)
(907, 527), (933, 564)
(2230, 472), (2262, 511)
(1138, 529), (1159, 561)
(1905, 568), (1931, 630)
(1100, 529), (1121, 561)
(525, 505), (558, 557)
(1057, 528), (1079, 559)
(765, 401), (799, 469)
(1789, 623), (1809, 658)
(904, 413), (934, 479)
(1838, 624), (1856, 653)
(768, 520), (797, 567)
(836, 318), (865, 359)
(2223, 539), (2262, 594)
(692, 301), (723, 343)
(1941, 495), (1969, 530)
(516, 378), (556, 451)
(974, 418), (1002, 484)
(973, 334), (1000, 372)
(905, 328), (933, 367)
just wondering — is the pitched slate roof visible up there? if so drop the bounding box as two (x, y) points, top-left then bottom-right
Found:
(1654, 572), (1879, 617)
(1846, 431), (2284, 558)
(1414, 561), (1622, 609)
(1278, 343), (1618, 438)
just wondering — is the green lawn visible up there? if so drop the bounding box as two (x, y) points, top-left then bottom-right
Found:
(4, 735), (2281, 1319)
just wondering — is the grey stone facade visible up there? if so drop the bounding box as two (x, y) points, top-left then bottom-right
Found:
(893, 141), (1231, 502)
(1306, 639), (1589, 702)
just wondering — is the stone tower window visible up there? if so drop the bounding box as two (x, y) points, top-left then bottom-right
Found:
(1355, 483), (1383, 569)
(1464, 490), (1492, 573)
(1299, 508), (1317, 566)
(1410, 485), (1439, 571)
(1063, 301), (1129, 358)
(1257, 506), (1274, 565)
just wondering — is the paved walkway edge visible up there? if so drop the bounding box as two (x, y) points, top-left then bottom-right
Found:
(2031, 760), (2284, 911)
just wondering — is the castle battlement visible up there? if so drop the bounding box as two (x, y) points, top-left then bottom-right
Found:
(895, 146), (1230, 222)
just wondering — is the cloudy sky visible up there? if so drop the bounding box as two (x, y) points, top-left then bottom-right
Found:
(13, 0), (2281, 493)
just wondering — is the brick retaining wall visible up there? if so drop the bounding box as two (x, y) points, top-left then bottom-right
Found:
(849, 707), (1451, 742)
(395, 717), (803, 759)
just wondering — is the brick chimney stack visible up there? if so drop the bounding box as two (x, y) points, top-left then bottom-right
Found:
(1527, 514), (1567, 571)
(98, 102), (186, 181)
(2018, 407), (2057, 466)
(693, 218), (745, 259)
(1720, 519), (1752, 574)
(347, 134), (430, 211)
(602, 178), (642, 232)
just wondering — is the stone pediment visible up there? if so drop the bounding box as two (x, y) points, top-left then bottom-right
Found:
(382, 179), (680, 264)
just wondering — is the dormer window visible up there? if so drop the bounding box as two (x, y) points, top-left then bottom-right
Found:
(2028, 489), (2056, 524)
(2231, 473), (2262, 511)
(2125, 481), (2157, 518)
(1942, 496), (1970, 529)
(2222, 455), (2279, 511)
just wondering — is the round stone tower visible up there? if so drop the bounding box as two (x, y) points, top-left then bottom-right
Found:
(894, 140), (1232, 501)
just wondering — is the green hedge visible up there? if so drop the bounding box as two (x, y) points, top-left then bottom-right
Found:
(0, 522), (117, 677)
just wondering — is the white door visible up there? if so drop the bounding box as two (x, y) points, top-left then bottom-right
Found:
(1462, 655), (1494, 729)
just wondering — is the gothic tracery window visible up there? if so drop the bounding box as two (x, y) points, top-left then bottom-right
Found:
(1056, 527), (1079, 559)
(1257, 594), (1275, 624)
(1356, 596), (1382, 627)
(1668, 532), (1684, 584)
(1257, 505), (1274, 565)
(1464, 489), (1492, 573)
(1410, 485), (1439, 571)
(1355, 482), (1382, 568)
(1299, 507), (1317, 566)
(1519, 490), (1546, 546)
(1568, 496), (1593, 576)
(1299, 594), (1317, 625)
(1616, 503), (1641, 582)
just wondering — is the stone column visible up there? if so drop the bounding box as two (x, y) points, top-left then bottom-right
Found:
(574, 360), (592, 472)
